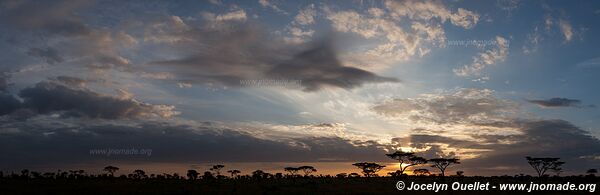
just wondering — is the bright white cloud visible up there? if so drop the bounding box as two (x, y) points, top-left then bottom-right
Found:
(454, 36), (509, 77)
(324, 1), (479, 71)
(215, 9), (247, 22)
(385, 0), (479, 29)
(259, 0), (288, 15)
(559, 19), (574, 42)
(294, 4), (316, 25)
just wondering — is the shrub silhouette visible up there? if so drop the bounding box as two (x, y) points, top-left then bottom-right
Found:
(587, 169), (598, 177)
(132, 170), (147, 179)
(413, 168), (431, 176)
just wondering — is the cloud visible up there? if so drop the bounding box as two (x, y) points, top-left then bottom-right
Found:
(373, 88), (600, 175)
(149, 17), (398, 91)
(215, 9), (247, 22)
(0, 81), (178, 119)
(0, 0), (93, 36)
(542, 5), (578, 43)
(26, 47), (64, 64)
(0, 74), (9, 92)
(558, 19), (574, 42)
(390, 120), (600, 175)
(0, 94), (20, 115)
(454, 36), (509, 77)
(208, 0), (221, 5)
(1, 0), (136, 70)
(576, 57), (600, 69)
(50, 76), (88, 88)
(258, 0), (288, 15)
(527, 97), (594, 108)
(385, 0), (480, 29)
(0, 118), (389, 167)
(372, 88), (517, 125)
(294, 4), (316, 25)
(461, 120), (600, 175)
(522, 26), (542, 54)
(266, 41), (399, 91)
(323, 1), (478, 71)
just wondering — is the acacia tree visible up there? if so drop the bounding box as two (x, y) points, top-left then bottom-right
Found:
(227, 170), (241, 178)
(210, 165), (225, 176)
(352, 162), (386, 177)
(386, 151), (428, 175)
(429, 158), (460, 177)
(186, 170), (199, 180)
(526, 157), (564, 177)
(284, 167), (300, 177)
(103, 166), (119, 177)
(298, 166), (317, 176)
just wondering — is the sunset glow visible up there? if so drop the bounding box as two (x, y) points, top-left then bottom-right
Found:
(1, 0), (600, 178)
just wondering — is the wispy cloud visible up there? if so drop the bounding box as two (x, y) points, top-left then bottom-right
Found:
(454, 36), (509, 77)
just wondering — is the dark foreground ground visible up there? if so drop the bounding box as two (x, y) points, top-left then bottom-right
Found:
(1, 176), (599, 195)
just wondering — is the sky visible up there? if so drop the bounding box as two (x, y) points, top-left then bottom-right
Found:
(1, 0), (600, 176)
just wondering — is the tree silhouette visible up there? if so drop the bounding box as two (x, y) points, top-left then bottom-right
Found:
(352, 162), (385, 177)
(587, 169), (598, 176)
(413, 168), (430, 176)
(103, 166), (119, 177)
(525, 157), (564, 177)
(298, 166), (317, 176)
(429, 158), (460, 177)
(385, 151), (427, 175)
(186, 170), (199, 180)
(284, 167), (300, 177)
(202, 171), (214, 180)
(132, 170), (146, 179)
(252, 170), (268, 179)
(227, 170), (241, 178)
(210, 165), (225, 176)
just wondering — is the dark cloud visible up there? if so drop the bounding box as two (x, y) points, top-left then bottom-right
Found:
(527, 97), (594, 108)
(1, 0), (133, 71)
(395, 120), (600, 175)
(267, 41), (399, 91)
(0, 0), (93, 36)
(0, 81), (176, 119)
(16, 82), (176, 119)
(26, 47), (64, 64)
(51, 76), (88, 87)
(151, 19), (398, 91)
(0, 94), (20, 116)
(0, 119), (388, 168)
(0, 74), (9, 92)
